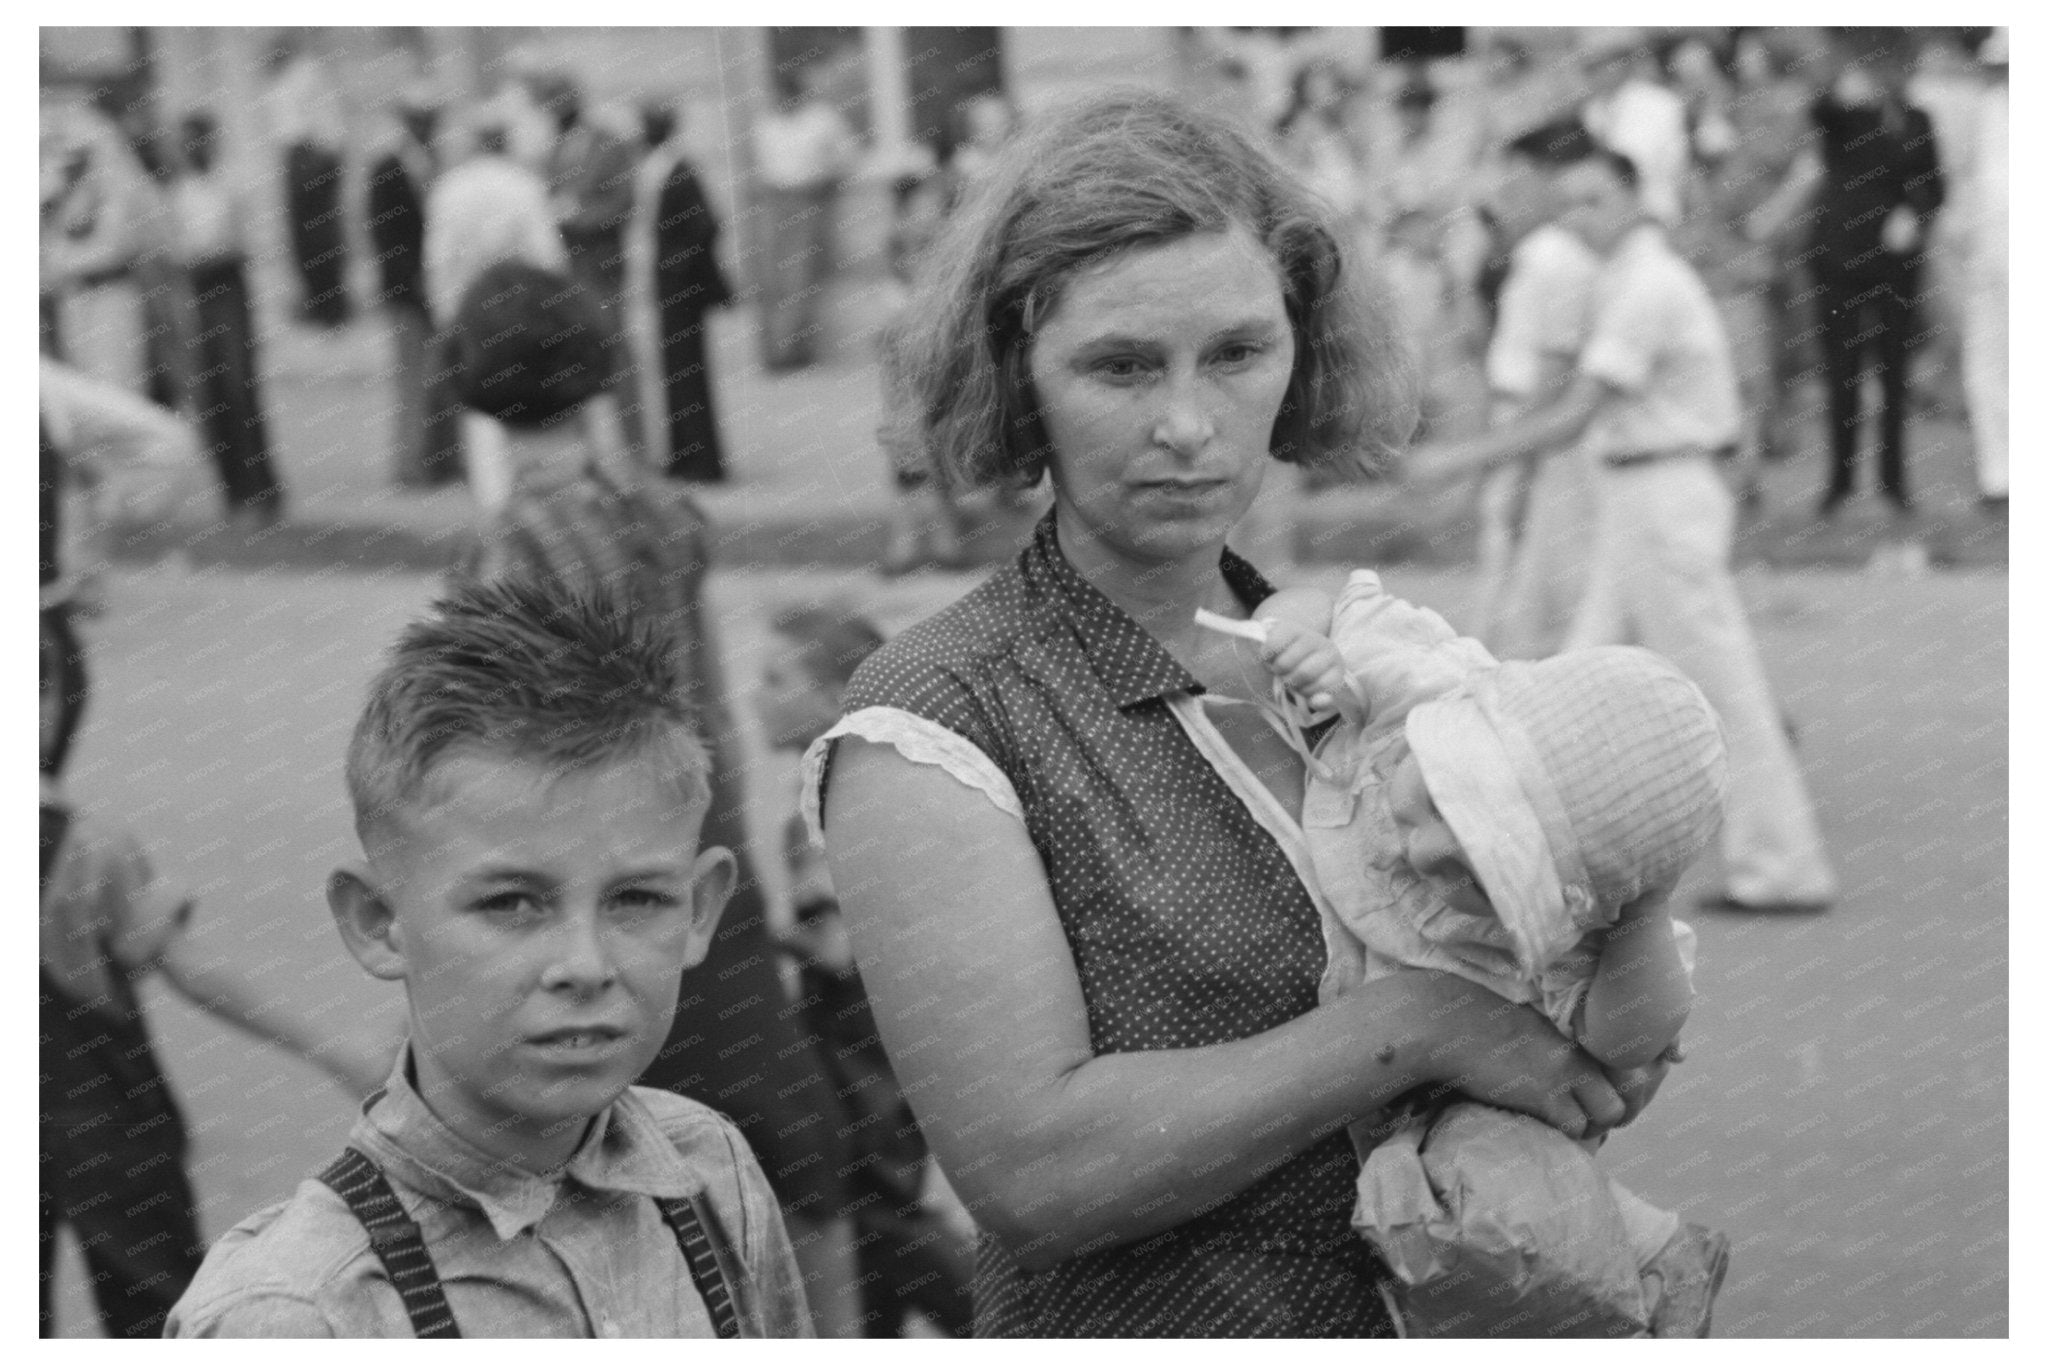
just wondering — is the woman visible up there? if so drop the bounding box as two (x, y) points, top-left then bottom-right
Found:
(804, 93), (1654, 1338)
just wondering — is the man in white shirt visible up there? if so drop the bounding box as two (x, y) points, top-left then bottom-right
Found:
(1470, 119), (1603, 661)
(1579, 30), (1691, 227)
(424, 123), (569, 512)
(1407, 147), (1838, 915)
(424, 124), (567, 327)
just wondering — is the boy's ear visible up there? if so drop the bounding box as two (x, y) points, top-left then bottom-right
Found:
(679, 846), (737, 970)
(328, 866), (408, 982)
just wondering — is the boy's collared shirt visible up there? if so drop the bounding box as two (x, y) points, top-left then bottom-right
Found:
(165, 1054), (811, 1338)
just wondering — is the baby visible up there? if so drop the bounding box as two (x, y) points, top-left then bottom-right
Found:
(1205, 570), (1732, 1337)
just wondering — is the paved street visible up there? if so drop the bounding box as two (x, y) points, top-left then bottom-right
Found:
(48, 552), (2005, 1338)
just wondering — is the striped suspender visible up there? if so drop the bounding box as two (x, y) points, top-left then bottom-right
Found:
(317, 1147), (462, 1338)
(654, 1193), (744, 1339)
(317, 1147), (746, 1339)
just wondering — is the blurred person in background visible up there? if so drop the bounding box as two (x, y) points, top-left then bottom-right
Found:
(632, 102), (734, 484)
(1579, 28), (1692, 226)
(1670, 37), (1791, 511)
(1468, 118), (1604, 661)
(944, 91), (1018, 199)
(364, 96), (451, 487)
(752, 60), (859, 373)
(40, 355), (205, 777)
(1667, 35), (1739, 164)
(41, 99), (161, 394)
(876, 167), (969, 575)
(1955, 30), (2008, 509)
(264, 38), (353, 329)
(1904, 30), (1984, 421)
(423, 117), (568, 513)
(1276, 61), (1367, 231)
(1369, 73), (1490, 443)
(532, 72), (648, 461)
(1797, 32), (1945, 522)
(1723, 29), (1825, 468)
(167, 111), (284, 528)
(761, 603), (976, 1337)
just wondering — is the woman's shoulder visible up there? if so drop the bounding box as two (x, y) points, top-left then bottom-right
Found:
(844, 564), (1036, 716)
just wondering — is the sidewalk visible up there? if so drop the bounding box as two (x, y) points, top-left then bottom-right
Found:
(118, 290), (2009, 577)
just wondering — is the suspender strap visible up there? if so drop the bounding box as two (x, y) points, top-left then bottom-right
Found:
(654, 1192), (743, 1339)
(317, 1147), (462, 1338)
(318, 1145), (741, 1339)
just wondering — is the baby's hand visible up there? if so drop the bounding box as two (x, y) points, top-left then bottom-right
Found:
(1255, 618), (1365, 724)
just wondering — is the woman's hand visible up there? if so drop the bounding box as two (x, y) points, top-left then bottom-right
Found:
(1391, 968), (1628, 1140)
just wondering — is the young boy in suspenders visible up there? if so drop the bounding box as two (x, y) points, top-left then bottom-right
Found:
(167, 579), (813, 1337)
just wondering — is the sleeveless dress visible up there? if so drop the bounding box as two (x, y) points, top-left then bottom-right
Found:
(806, 512), (1393, 1337)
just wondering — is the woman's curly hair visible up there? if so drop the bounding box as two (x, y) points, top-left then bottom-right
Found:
(880, 89), (1419, 491)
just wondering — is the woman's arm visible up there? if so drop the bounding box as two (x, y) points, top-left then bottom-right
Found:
(1578, 892), (1692, 1072)
(821, 737), (1626, 1271)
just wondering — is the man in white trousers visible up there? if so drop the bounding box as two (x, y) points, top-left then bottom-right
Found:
(1406, 145), (1838, 915)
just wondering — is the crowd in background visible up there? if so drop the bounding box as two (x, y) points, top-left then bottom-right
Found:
(37, 25), (2011, 545)
(1198, 24), (2010, 520)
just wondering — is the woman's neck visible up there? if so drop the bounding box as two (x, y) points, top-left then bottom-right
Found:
(1051, 509), (1244, 659)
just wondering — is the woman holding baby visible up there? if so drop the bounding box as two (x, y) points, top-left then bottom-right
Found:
(803, 92), (1668, 1337)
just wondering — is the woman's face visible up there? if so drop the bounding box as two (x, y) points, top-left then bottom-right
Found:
(1026, 225), (1296, 571)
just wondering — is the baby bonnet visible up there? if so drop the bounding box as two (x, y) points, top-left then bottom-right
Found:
(1483, 646), (1728, 908)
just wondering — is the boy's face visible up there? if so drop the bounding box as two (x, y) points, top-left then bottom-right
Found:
(1387, 749), (1495, 920)
(341, 747), (733, 1171)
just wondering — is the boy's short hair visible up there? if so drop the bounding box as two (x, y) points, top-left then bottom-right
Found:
(452, 261), (615, 429)
(345, 577), (710, 847)
(770, 603), (885, 691)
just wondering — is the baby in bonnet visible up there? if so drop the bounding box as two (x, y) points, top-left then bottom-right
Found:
(1200, 570), (1733, 1338)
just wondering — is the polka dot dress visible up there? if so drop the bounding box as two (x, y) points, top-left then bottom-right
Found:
(825, 513), (1393, 1338)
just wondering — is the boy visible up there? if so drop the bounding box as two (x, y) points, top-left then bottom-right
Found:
(165, 578), (812, 1337)
(445, 260), (863, 1332)
(39, 613), (385, 1338)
